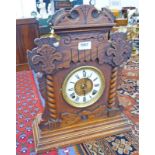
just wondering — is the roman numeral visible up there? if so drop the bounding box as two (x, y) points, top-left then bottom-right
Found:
(83, 70), (86, 77)
(70, 81), (75, 84)
(93, 77), (98, 81)
(92, 90), (97, 95)
(94, 84), (100, 87)
(75, 96), (79, 102)
(68, 88), (74, 91)
(83, 96), (86, 102)
(75, 74), (80, 80)
(70, 93), (75, 99)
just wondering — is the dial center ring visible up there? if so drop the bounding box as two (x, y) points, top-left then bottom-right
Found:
(75, 78), (93, 96)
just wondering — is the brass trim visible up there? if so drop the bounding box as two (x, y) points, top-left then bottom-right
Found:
(62, 66), (105, 108)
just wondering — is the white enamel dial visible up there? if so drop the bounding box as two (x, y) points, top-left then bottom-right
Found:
(62, 66), (105, 108)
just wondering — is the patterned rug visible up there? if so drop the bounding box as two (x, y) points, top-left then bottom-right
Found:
(16, 55), (139, 155)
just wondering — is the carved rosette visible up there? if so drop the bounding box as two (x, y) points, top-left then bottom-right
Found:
(104, 32), (132, 67)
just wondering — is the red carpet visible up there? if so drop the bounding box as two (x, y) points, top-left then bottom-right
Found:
(16, 71), (57, 155)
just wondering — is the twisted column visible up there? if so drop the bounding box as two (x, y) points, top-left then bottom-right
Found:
(46, 75), (57, 119)
(108, 67), (118, 108)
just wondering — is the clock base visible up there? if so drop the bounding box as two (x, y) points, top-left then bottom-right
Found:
(33, 113), (132, 154)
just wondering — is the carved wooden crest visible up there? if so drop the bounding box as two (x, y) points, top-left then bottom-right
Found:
(50, 5), (115, 29)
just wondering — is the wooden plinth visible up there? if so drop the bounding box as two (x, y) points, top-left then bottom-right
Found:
(33, 113), (131, 154)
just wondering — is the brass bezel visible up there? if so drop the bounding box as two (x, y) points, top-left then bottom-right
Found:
(62, 66), (105, 108)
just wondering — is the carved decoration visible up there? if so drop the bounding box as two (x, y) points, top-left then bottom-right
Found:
(39, 117), (61, 131)
(61, 104), (106, 127)
(62, 35), (72, 45)
(34, 37), (58, 47)
(32, 45), (62, 74)
(104, 32), (132, 67)
(28, 35), (131, 77)
(50, 5), (115, 29)
(39, 104), (106, 130)
(101, 8), (116, 21)
(28, 37), (61, 74)
(49, 8), (66, 26)
(27, 48), (41, 73)
(97, 32), (108, 42)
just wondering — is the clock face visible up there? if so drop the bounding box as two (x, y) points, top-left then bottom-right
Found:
(62, 66), (105, 108)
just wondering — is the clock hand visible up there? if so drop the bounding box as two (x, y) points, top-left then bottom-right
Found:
(82, 84), (86, 96)
(84, 78), (88, 96)
(81, 83), (86, 96)
(83, 89), (86, 96)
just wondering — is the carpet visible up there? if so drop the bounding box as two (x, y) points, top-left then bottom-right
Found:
(16, 55), (139, 155)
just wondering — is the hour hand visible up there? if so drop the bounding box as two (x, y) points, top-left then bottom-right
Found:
(81, 84), (86, 96)
(83, 88), (86, 96)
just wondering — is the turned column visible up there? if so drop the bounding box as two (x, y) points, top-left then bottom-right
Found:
(46, 75), (57, 119)
(108, 67), (118, 109)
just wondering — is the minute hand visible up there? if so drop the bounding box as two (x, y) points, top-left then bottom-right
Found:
(84, 78), (88, 96)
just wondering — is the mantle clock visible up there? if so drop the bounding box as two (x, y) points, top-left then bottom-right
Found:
(28, 5), (132, 153)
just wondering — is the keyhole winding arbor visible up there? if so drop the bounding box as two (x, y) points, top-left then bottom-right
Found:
(28, 5), (132, 153)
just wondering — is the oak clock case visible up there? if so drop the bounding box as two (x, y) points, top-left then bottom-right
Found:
(28, 5), (132, 153)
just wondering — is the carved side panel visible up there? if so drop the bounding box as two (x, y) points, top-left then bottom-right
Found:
(28, 37), (62, 74)
(28, 37), (63, 102)
(32, 45), (62, 74)
(104, 32), (132, 67)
